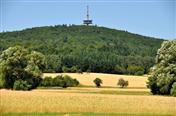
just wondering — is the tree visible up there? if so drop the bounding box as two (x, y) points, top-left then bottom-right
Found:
(117, 78), (128, 88)
(147, 40), (176, 96)
(93, 78), (102, 87)
(0, 46), (45, 90)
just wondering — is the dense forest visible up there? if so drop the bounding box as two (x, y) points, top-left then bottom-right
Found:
(0, 25), (164, 75)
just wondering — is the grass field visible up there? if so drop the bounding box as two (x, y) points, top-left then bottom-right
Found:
(1, 88), (175, 115)
(1, 73), (175, 116)
(0, 112), (173, 116)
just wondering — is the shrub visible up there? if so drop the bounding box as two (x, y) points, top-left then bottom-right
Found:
(61, 75), (72, 88)
(13, 79), (32, 91)
(171, 82), (176, 97)
(93, 78), (102, 87)
(52, 75), (63, 86)
(117, 78), (128, 88)
(61, 75), (79, 88)
(40, 76), (53, 87)
(73, 79), (79, 86)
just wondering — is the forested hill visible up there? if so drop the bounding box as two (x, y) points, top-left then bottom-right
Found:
(0, 25), (164, 75)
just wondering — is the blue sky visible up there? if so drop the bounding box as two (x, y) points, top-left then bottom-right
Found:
(0, 0), (175, 39)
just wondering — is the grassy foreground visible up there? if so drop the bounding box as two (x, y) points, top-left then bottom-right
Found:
(1, 112), (173, 116)
(1, 73), (175, 116)
(37, 87), (151, 96)
(1, 89), (175, 115)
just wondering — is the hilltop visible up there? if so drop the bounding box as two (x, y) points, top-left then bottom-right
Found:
(0, 25), (163, 74)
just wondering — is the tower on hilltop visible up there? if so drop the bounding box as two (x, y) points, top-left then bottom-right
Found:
(83, 5), (93, 26)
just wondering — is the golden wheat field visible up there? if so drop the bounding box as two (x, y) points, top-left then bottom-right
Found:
(43, 73), (148, 88)
(1, 73), (175, 116)
(0, 89), (175, 115)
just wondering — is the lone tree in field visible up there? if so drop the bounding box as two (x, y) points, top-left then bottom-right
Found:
(0, 46), (45, 90)
(93, 78), (102, 87)
(117, 78), (128, 88)
(147, 40), (176, 96)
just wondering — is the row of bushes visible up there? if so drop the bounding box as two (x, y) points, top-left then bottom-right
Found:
(11, 75), (79, 90)
(40, 75), (79, 88)
(6, 77), (42, 91)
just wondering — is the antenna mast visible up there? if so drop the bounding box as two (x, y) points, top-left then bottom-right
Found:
(83, 5), (92, 25)
(87, 5), (89, 20)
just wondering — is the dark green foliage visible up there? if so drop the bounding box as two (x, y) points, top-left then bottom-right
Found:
(117, 78), (129, 88)
(147, 41), (176, 96)
(93, 78), (103, 87)
(40, 77), (53, 87)
(62, 66), (82, 73)
(147, 76), (160, 95)
(77, 69), (83, 74)
(0, 77), (3, 89)
(45, 55), (62, 73)
(73, 78), (80, 86)
(13, 79), (32, 91)
(0, 46), (45, 90)
(61, 75), (73, 88)
(58, 75), (79, 88)
(62, 66), (70, 73)
(127, 65), (144, 75)
(0, 25), (163, 75)
(114, 65), (126, 74)
(52, 76), (63, 86)
(170, 82), (176, 97)
(40, 75), (79, 88)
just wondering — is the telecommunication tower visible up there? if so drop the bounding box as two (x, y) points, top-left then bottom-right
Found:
(83, 5), (93, 25)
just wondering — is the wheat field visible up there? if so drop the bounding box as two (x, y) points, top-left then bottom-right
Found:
(43, 73), (148, 88)
(0, 89), (175, 115)
(1, 73), (175, 116)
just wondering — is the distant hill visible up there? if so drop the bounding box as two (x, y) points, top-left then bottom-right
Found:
(0, 25), (164, 75)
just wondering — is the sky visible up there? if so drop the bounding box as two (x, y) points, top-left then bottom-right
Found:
(0, 0), (175, 39)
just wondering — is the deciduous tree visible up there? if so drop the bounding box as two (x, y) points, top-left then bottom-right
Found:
(147, 40), (176, 96)
(0, 46), (45, 90)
